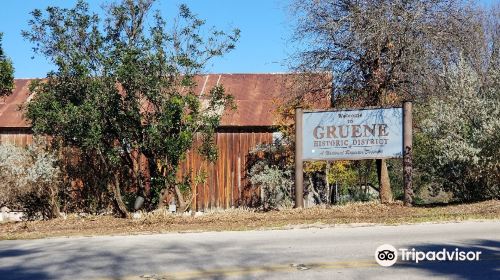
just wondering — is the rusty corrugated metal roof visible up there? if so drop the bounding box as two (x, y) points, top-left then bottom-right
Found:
(0, 74), (299, 128)
(194, 74), (291, 126)
(0, 79), (32, 128)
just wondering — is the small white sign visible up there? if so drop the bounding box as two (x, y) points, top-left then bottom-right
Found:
(168, 203), (177, 213)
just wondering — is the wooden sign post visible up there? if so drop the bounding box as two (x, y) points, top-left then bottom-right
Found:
(295, 107), (304, 208)
(402, 101), (413, 206)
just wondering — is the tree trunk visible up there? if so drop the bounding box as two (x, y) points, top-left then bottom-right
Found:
(97, 151), (129, 218)
(49, 203), (61, 219)
(158, 188), (169, 209)
(376, 159), (393, 203)
(325, 162), (331, 204)
(308, 177), (322, 205)
(173, 184), (190, 213)
(157, 184), (191, 213)
(110, 173), (130, 218)
(403, 146), (413, 206)
(158, 179), (172, 209)
(48, 187), (61, 219)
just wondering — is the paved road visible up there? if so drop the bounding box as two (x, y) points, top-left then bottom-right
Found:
(0, 221), (499, 279)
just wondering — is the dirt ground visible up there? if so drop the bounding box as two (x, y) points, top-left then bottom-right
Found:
(1, 200), (499, 240)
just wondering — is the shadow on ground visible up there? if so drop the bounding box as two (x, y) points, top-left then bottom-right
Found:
(0, 236), (287, 280)
(0, 237), (499, 280)
(0, 248), (52, 280)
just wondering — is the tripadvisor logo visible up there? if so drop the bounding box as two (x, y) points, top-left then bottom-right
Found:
(375, 244), (398, 267)
(375, 244), (482, 267)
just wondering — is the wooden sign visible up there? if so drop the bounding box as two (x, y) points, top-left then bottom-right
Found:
(294, 103), (413, 208)
(301, 108), (403, 160)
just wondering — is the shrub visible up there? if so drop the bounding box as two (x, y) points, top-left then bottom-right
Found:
(247, 140), (294, 210)
(415, 58), (500, 201)
(0, 141), (61, 219)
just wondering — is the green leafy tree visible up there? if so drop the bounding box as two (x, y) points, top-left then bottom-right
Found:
(23, 0), (239, 217)
(0, 32), (14, 97)
(416, 57), (500, 201)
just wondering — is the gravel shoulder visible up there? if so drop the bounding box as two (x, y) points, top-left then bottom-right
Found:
(1, 200), (499, 240)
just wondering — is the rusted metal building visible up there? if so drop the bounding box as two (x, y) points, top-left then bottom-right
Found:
(0, 74), (290, 210)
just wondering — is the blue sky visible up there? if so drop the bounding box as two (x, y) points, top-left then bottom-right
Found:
(0, 0), (497, 78)
(0, 0), (293, 78)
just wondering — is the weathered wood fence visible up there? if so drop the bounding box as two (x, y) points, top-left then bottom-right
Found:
(178, 130), (272, 210)
(0, 128), (273, 210)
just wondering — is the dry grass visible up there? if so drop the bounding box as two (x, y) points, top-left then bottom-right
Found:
(1, 200), (499, 240)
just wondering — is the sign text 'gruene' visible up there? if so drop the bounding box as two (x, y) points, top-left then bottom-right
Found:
(302, 108), (403, 160)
